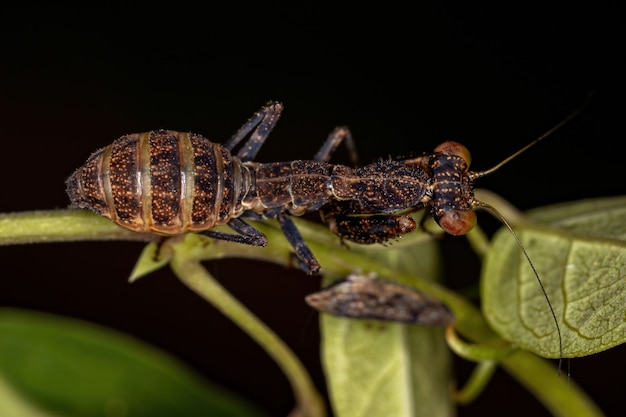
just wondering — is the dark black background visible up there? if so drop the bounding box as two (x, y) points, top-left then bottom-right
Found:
(1, 3), (623, 416)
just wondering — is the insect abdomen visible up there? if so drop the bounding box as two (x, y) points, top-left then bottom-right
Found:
(66, 130), (249, 235)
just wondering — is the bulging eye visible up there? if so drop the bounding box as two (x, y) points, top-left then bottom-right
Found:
(433, 141), (471, 166)
(438, 209), (476, 236)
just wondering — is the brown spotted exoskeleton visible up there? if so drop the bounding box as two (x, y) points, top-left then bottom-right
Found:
(67, 99), (588, 278)
(66, 102), (431, 274)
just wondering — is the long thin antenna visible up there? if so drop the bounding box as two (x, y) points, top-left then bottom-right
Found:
(464, 92), (596, 371)
(470, 90), (595, 180)
(475, 200), (563, 372)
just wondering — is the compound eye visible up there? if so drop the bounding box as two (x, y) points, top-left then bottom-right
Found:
(438, 209), (477, 236)
(433, 141), (471, 166)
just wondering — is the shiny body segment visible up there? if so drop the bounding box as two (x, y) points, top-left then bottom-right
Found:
(67, 130), (250, 235)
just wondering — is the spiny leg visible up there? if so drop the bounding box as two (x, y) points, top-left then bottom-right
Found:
(277, 125), (357, 273)
(315, 126), (417, 244)
(313, 126), (358, 165)
(200, 218), (268, 246)
(330, 212), (417, 245)
(277, 214), (321, 274)
(223, 101), (284, 161)
(321, 200), (418, 244)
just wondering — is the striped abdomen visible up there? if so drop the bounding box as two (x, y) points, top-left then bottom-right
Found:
(66, 130), (251, 235)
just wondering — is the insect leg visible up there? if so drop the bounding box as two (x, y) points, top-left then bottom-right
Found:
(316, 126), (376, 242)
(322, 200), (418, 244)
(277, 214), (321, 274)
(201, 218), (268, 247)
(331, 213), (417, 244)
(223, 102), (284, 161)
(316, 127), (421, 244)
(313, 126), (358, 165)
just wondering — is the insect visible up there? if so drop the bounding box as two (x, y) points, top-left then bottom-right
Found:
(319, 110), (587, 246)
(67, 101), (420, 274)
(67, 100), (588, 274)
(67, 96), (589, 362)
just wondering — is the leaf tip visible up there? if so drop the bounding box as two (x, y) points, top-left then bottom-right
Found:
(128, 242), (171, 282)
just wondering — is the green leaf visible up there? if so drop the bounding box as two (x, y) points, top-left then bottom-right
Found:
(319, 231), (455, 417)
(0, 308), (267, 417)
(322, 318), (452, 417)
(482, 196), (626, 358)
(128, 242), (171, 282)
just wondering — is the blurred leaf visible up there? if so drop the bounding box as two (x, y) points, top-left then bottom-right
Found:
(0, 308), (267, 417)
(0, 375), (60, 417)
(482, 196), (626, 358)
(320, 232), (455, 417)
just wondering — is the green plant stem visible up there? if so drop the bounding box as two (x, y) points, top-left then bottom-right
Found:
(163, 219), (604, 417)
(0, 210), (157, 244)
(453, 360), (497, 405)
(169, 246), (326, 417)
(502, 351), (604, 417)
(0, 210), (606, 417)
